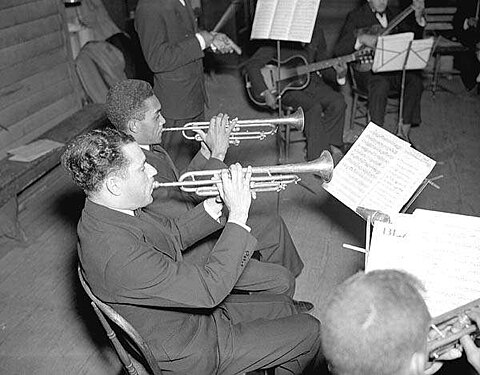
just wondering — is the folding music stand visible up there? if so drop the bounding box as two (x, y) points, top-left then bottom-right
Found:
(372, 33), (434, 135)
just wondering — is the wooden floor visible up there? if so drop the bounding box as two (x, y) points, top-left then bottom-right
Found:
(1, 4), (480, 375)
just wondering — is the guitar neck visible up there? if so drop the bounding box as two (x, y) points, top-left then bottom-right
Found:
(381, 4), (415, 36)
(291, 53), (357, 77)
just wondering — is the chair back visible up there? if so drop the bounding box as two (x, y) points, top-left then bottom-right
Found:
(77, 265), (163, 375)
(424, 7), (457, 38)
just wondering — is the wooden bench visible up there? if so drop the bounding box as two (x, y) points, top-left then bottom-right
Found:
(0, 104), (107, 230)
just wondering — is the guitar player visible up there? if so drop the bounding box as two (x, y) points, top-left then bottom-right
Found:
(334, 0), (426, 144)
(244, 17), (348, 165)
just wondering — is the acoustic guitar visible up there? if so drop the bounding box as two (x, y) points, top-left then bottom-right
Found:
(354, 0), (425, 71)
(245, 49), (373, 106)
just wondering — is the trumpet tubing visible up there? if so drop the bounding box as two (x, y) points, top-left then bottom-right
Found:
(155, 150), (333, 196)
(428, 298), (480, 360)
(162, 108), (305, 145)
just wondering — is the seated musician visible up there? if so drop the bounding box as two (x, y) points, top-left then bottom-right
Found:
(61, 128), (323, 374)
(322, 269), (480, 375)
(453, 0), (480, 93)
(244, 15), (348, 165)
(334, 0), (426, 143)
(105, 79), (307, 299)
(322, 269), (435, 375)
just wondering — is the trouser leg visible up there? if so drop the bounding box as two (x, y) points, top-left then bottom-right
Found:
(249, 214), (304, 278)
(356, 71), (390, 127)
(217, 294), (324, 375)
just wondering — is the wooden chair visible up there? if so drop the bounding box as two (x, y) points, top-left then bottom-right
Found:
(77, 265), (163, 375)
(424, 7), (468, 97)
(243, 73), (305, 163)
(276, 104), (307, 163)
(78, 265), (274, 375)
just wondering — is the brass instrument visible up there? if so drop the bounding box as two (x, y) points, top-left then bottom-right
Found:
(428, 298), (480, 360)
(162, 108), (304, 146)
(154, 150), (333, 196)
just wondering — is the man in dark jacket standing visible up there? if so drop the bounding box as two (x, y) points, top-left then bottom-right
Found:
(135, 0), (236, 170)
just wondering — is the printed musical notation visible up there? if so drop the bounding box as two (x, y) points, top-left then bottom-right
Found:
(366, 209), (480, 317)
(251, 0), (321, 43)
(323, 123), (436, 215)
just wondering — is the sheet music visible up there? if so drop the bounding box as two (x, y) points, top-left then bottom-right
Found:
(373, 33), (434, 72)
(323, 123), (436, 214)
(250, 0), (277, 40)
(251, 0), (320, 43)
(366, 210), (480, 317)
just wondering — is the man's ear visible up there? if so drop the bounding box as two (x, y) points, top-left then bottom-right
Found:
(409, 351), (427, 375)
(127, 119), (138, 134)
(105, 175), (122, 196)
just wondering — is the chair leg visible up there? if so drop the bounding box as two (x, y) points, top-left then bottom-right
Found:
(91, 302), (139, 375)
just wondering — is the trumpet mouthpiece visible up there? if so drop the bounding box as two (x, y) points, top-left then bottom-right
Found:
(152, 181), (161, 190)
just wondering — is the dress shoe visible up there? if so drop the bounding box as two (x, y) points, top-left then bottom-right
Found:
(293, 300), (315, 313)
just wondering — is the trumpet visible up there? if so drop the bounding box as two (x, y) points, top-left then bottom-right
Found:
(162, 108), (305, 146)
(154, 150), (333, 196)
(428, 298), (480, 360)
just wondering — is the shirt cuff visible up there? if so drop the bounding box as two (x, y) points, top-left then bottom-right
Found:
(464, 19), (469, 30)
(228, 220), (251, 232)
(337, 77), (346, 86)
(416, 16), (426, 27)
(203, 199), (222, 222)
(354, 38), (362, 50)
(195, 33), (207, 50)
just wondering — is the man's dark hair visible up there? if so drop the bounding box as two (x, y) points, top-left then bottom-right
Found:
(322, 270), (431, 375)
(61, 128), (135, 195)
(106, 79), (155, 132)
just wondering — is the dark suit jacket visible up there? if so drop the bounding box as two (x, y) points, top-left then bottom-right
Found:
(453, 0), (480, 47)
(135, 0), (206, 119)
(78, 199), (256, 373)
(334, 3), (424, 57)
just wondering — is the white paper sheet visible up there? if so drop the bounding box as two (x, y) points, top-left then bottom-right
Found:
(366, 210), (480, 317)
(373, 33), (434, 72)
(323, 123), (436, 215)
(251, 0), (320, 43)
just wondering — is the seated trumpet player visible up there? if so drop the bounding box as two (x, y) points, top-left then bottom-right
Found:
(323, 269), (438, 375)
(61, 129), (323, 374)
(322, 269), (480, 375)
(106, 79), (308, 300)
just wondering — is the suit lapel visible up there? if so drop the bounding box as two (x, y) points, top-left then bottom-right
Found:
(184, 0), (197, 31)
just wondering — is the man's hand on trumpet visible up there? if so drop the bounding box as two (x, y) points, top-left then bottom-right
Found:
(461, 307), (480, 374)
(215, 164), (254, 227)
(195, 113), (235, 162)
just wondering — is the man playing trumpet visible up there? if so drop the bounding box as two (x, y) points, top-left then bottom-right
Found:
(62, 128), (323, 374)
(106, 79), (308, 300)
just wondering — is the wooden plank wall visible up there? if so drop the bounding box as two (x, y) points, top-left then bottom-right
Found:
(0, 0), (83, 159)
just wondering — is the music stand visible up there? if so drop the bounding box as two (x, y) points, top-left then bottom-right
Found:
(372, 33), (434, 135)
(250, 0), (321, 162)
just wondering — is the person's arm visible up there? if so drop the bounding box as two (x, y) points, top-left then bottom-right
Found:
(244, 45), (277, 102)
(107, 165), (256, 309)
(334, 12), (361, 57)
(135, 4), (204, 73)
